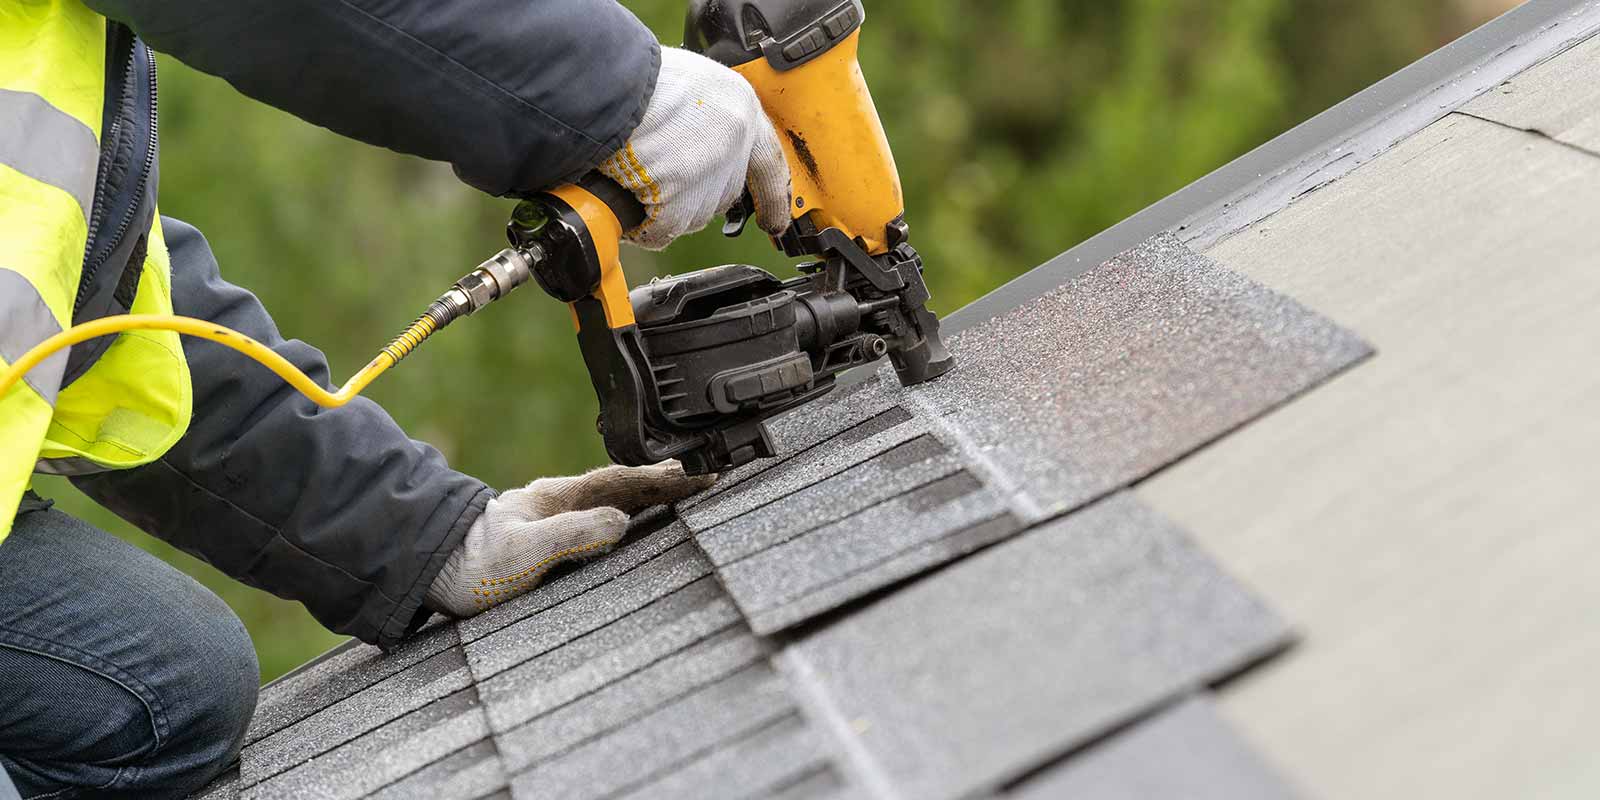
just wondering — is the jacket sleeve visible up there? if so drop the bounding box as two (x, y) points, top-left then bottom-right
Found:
(85, 0), (660, 196)
(73, 218), (493, 648)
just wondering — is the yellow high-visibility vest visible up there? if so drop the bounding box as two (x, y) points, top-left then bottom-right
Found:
(0, 1), (191, 539)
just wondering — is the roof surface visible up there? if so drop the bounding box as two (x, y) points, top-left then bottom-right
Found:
(195, 2), (1600, 797)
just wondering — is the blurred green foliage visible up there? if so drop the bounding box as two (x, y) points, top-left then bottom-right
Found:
(36, 0), (1499, 682)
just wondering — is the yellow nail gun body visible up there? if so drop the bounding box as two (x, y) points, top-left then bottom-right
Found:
(512, 0), (953, 473)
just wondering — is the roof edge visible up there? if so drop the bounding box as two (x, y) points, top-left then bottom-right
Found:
(946, 0), (1600, 334)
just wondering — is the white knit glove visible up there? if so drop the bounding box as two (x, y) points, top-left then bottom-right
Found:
(425, 461), (715, 617)
(599, 47), (792, 250)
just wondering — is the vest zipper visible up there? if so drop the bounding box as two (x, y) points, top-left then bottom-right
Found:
(74, 39), (158, 315)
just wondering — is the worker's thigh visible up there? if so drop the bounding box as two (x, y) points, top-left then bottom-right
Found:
(0, 506), (259, 799)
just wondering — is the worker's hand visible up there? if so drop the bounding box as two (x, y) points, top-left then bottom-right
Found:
(424, 461), (715, 617)
(598, 47), (791, 251)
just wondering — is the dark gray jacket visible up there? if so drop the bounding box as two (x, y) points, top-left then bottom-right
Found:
(64, 1), (660, 648)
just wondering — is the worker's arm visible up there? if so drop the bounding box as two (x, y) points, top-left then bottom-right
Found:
(84, 0), (658, 196)
(89, 1), (792, 245)
(72, 219), (491, 648)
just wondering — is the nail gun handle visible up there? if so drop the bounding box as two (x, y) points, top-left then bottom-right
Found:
(520, 172), (645, 330)
(574, 172), (647, 232)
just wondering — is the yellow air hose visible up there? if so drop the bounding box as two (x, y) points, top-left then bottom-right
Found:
(0, 246), (538, 409)
(0, 312), (437, 409)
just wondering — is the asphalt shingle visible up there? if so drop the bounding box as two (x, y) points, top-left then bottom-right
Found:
(763, 767), (863, 800)
(366, 739), (507, 800)
(462, 539), (712, 680)
(718, 469), (1013, 632)
(244, 688), (489, 800)
(690, 432), (963, 564)
(245, 620), (455, 745)
(609, 712), (831, 800)
(1005, 696), (1301, 800)
(475, 575), (741, 732)
(506, 662), (798, 800)
(681, 407), (929, 536)
(493, 625), (774, 773)
(240, 643), (474, 788)
(783, 493), (1292, 800)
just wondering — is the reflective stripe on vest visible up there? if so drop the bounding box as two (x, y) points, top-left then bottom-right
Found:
(1, 2), (192, 540)
(0, 88), (98, 218)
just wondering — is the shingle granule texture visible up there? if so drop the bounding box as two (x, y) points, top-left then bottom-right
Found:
(682, 234), (1370, 634)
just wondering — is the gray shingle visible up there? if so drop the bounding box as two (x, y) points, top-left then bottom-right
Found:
(688, 233), (1369, 634)
(746, 513), (1022, 635)
(244, 688), (490, 800)
(463, 540), (712, 680)
(682, 408), (930, 538)
(677, 376), (905, 513)
(784, 493), (1291, 800)
(367, 740), (508, 800)
(910, 233), (1369, 520)
(718, 471), (1012, 631)
(1006, 696), (1301, 800)
(507, 662), (797, 800)
(494, 625), (774, 773)
(241, 645), (473, 787)
(692, 432), (963, 564)
(476, 575), (741, 732)
(764, 767), (862, 800)
(610, 713), (830, 800)
(246, 621), (454, 744)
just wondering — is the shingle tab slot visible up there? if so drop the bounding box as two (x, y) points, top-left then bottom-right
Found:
(612, 713), (830, 800)
(246, 620), (456, 745)
(475, 576), (741, 732)
(367, 739), (508, 800)
(747, 513), (1023, 636)
(507, 663), (796, 800)
(496, 624), (777, 774)
(463, 540), (713, 680)
(241, 645), (473, 788)
(245, 688), (489, 800)
(494, 626), (774, 774)
(678, 377), (904, 510)
(696, 434), (964, 566)
(764, 766), (860, 800)
(683, 407), (931, 535)
(719, 471), (1011, 628)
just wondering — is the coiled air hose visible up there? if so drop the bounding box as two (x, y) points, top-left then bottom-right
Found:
(0, 247), (539, 409)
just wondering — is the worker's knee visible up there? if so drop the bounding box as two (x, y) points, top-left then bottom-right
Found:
(0, 606), (256, 795)
(153, 584), (260, 787)
(0, 510), (258, 796)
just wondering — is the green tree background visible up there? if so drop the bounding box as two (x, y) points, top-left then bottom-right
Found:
(35, 0), (1514, 681)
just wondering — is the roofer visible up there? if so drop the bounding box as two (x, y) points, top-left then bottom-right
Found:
(0, 1), (792, 796)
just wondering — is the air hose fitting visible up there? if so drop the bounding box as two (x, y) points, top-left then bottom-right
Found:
(0, 245), (546, 411)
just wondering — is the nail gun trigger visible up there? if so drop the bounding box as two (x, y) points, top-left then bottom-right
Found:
(722, 190), (755, 238)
